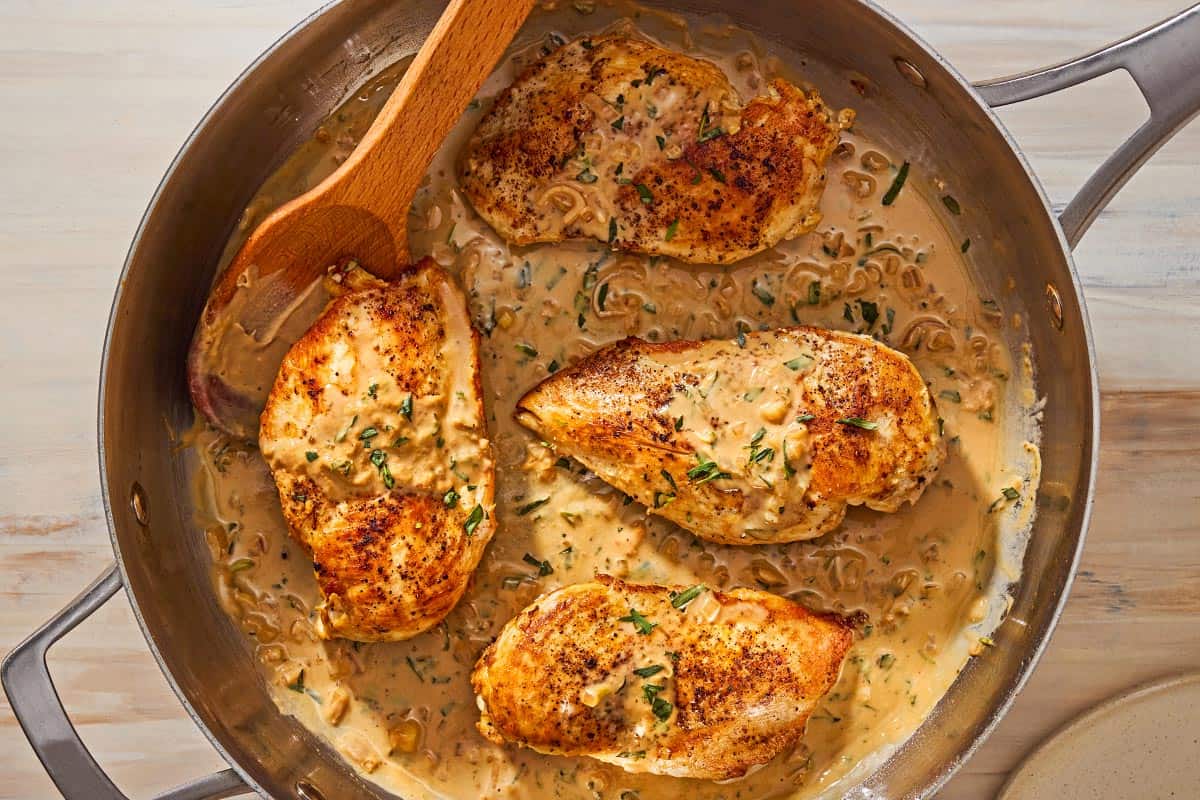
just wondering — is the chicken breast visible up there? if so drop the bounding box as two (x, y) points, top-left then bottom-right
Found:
(259, 259), (495, 641)
(473, 575), (852, 780)
(460, 35), (848, 264)
(516, 327), (944, 545)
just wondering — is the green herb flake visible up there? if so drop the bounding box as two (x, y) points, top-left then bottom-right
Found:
(611, 115), (625, 131)
(633, 664), (664, 678)
(379, 462), (395, 490)
(653, 491), (676, 508)
(464, 504), (485, 535)
(785, 355), (813, 371)
(608, 216), (618, 244)
(369, 449), (386, 468)
(229, 558), (255, 573)
(859, 300), (879, 328)
(576, 168), (598, 184)
(523, 552), (553, 576)
(660, 469), (678, 493)
(1002, 486), (1020, 500)
(367, 383), (379, 399)
(939, 389), (962, 403)
(709, 167), (726, 184)
(619, 607), (657, 635)
(843, 303), (854, 323)
(743, 386), (765, 402)
(359, 426), (379, 442)
(335, 414), (358, 443)
(752, 279), (775, 307)
(797, 413), (816, 423)
(837, 417), (879, 430)
(961, 238), (972, 253)
(655, 135), (666, 150)
(698, 126), (725, 143)
(882, 307), (896, 336)
(664, 219), (680, 241)
(750, 446), (775, 464)
(400, 395), (413, 420)
(651, 697), (674, 721)
(516, 497), (549, 516)
(635, 183), (654, 205)
(881, 160), (910, 206)
(443, 488), (459, 508)
(305, 451), (318, 462)
(670, 584), (707, 609)
(687, 456), (728, 485)
(942, 195), (962, 215)
(618, 751), (646, 760)
(597, 283), (610, 310)
(807, 281), (821, 305)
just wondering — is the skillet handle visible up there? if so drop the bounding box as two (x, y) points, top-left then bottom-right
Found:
(974, 3), (1200, 248)
(1, 564), (250, 800)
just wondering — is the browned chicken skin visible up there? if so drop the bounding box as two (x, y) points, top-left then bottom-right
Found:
(516, 327), (945, 545)
(460, 35), (848, 264)
(473, 576), (853, 780)
(259, 260), (495, 641)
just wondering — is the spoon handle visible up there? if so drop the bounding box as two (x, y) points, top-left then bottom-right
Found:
(331, 0), (537, 274)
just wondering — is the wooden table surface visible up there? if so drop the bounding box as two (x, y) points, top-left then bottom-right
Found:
(1, 1), (1197, 798)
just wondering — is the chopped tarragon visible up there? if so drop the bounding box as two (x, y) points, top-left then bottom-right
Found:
(619, 608), (657, 635)
(670, 584), (707, 609)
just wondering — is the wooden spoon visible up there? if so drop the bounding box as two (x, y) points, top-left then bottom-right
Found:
(188, 0), (535, 440)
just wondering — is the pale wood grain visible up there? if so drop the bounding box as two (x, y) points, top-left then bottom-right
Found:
(1, 1), (1197, 798)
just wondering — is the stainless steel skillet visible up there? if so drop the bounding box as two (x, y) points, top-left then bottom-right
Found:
(5, 2), (1199, 798)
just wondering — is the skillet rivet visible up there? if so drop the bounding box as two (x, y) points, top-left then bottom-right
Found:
(1044, 282), (1065, 330)
(295, 780), (327, 800)
(894, 57), (927, 88)
(130, 482), (149, 527)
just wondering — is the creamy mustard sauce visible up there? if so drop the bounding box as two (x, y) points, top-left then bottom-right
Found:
(187, 5), (1039, 799)
(259, 276), (488, 504)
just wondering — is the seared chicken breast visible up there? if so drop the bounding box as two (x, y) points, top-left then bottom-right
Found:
(460, 35), (848, 264)
(516, 328), (944, 545)
(259, 260), (495, 641)
(473, 575), (852, 780)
